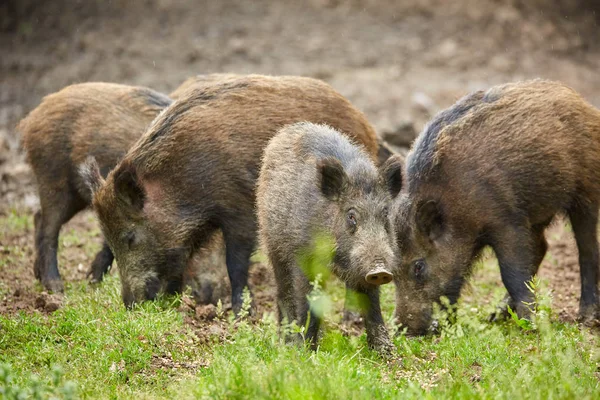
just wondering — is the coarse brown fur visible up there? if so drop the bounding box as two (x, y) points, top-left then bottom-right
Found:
(257, 122), (402, 352)
(169, 73), (241, 100)
(393, 79), (600, 335)
(18, 82), (172, 291)
(82, 74), (380, 311)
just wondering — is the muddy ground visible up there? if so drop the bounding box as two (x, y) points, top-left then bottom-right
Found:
(1, 0), (599, 323)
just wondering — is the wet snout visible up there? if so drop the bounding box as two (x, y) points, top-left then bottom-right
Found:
(365, 263), (393, 286)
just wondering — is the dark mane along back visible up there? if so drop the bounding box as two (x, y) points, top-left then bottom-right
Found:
(406, 89), (501, 186)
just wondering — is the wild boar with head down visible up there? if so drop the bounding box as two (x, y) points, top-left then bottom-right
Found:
(393, 80), (600, 335)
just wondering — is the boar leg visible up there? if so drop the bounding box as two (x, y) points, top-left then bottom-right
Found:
(295, 273), (321, 349)
(87, 241), (114, 283)
(360, 287), (393, 354)
(490, 225), (548, 321)
(223, 228), (254, 315)
(493, 225), (543, 320)
(568, 201), (600, 325)
(164, 274), (184, 295)
(34, 192), (84, 292)
(272, 255), (298, 326)
(33, 210), (42, 280)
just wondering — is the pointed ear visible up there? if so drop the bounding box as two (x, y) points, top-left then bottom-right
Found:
(376, 138), (395, 166)
(318, 157), (347, 201)
(114, 161), (145, 210)
(380, 154), (403, 198)
(416, 200), (444, 241)
(79, 156), (105, 198)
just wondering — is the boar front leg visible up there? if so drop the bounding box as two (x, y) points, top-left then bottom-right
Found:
(222, 227), (255, 315)
(490, 224), (547, 321)
(360, 287), (393, 354)
(493, 223), (546, 320)
(88, 241), (114, 283)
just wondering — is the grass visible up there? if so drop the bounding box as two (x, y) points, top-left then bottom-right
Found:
(1, 211), (599, 399)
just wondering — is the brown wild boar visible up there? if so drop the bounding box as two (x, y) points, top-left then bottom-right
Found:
(80, 75), (380, 312)
(257, 122), (403, 352)
(393, 80), (600, 335)
(18, 82), (172, 292)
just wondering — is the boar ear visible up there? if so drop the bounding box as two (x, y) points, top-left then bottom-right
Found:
(417, 200), (444, 241)
(376, 138), (395, 166)
(114, 161), (145, 211)
(380, 154), (403, 198)
(79, 156), (105, 197)
(318, 157), (347, 201)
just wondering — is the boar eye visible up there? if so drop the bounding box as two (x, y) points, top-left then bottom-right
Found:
(413, 259), (426, 281)
(346, 209), (357, 232)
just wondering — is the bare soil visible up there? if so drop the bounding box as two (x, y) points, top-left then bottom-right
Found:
(1, 0), (599, 325)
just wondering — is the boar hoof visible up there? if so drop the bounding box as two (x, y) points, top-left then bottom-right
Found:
(488, 307), (510, 322)
(579, 305), (600, 327)
(370, 339), (395, 356)
(429, 319), (440, 334)
(43, 279), (64, 293)
(86, 268), (102, 285)
(488, 295), (517, 322)
(342, 309), (362, 324)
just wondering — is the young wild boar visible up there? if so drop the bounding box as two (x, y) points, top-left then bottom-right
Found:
(80, 75), (381, 312)
(257, 122), (403, 351)
(18, 82), (172, 292)
(393, 80), (600, 335)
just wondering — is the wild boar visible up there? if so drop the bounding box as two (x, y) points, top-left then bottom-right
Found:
(257, 122), (402, 352)
(393, 80), (600, 335)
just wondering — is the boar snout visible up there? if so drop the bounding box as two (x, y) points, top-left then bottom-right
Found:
(144, 276), (161, 301)
(365, 263), (393, 286)
(122, 284), (135, 310)
(122, 276), (161, 309)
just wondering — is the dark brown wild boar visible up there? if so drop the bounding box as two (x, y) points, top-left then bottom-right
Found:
(393, 80), (600, 335)
(18, 82), (172, 292)
(80, 75), (380, 312)
(257, 122), (403, 352)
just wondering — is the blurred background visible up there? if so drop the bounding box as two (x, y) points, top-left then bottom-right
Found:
(1, 0), (599, 206)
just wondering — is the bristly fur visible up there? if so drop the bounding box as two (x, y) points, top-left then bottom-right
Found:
(406, 90), (488, 187)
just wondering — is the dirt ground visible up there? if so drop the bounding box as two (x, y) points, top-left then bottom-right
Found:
(1, 0), (599, 323)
